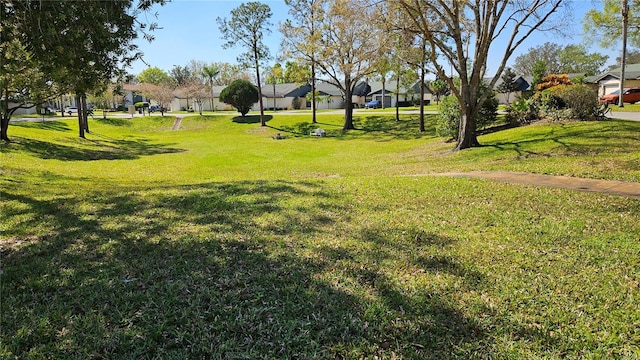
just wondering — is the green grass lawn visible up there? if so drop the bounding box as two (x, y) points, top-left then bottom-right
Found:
(607, 103), (640, 112)
(1, 113), (639, 359)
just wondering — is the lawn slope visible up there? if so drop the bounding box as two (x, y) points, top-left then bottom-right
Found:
(1, 114), (639, 359)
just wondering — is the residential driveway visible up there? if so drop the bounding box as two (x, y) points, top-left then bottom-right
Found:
(434, 171), (640, 199)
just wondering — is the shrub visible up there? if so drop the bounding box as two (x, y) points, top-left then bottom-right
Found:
(219, 79), (259, 116)
(477, 90), (499, 130)
(291, 96), (302, 110)
(436, 85), (498, 140)
(505, 97), (539, 125)
(536, 74), (572, 91)
(557, 85), (600, 120)
(436, 95), (460, 139)
(537, 84), (599, 121)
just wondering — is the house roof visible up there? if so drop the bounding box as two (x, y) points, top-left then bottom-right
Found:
(122, 83), (142, 91)
(285, 84), (332, 98)
(590, 63), (640, 82)
(491, 75), (531, 92)
(260, 83), (304, 98)
(315, 82), (343, 96)
(353, 82), (371, 96)
(366, 80), (413, 95)
(211, 85), (227, 97)
(409, 81), (435, 94)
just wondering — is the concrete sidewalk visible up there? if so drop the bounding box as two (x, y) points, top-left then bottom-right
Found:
(607, 112), (640, 122)
(435, 171), (640, 199)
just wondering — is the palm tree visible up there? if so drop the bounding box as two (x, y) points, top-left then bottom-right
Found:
(201, 65), (220, 112)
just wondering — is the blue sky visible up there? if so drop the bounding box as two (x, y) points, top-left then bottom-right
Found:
(129, 0), (614, 78)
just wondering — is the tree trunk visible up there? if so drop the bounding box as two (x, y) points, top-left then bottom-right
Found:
(82, 95), (90, 133)
(455, 104), (480, 150)
(77, 95), (85, 138)
(1, 116), (10, 142)
(419, 39), (426, 132)
(1, 85), (11, 141)
(381, 78), (386, 110)
(395, 73), (400, 122)
(311, 63), (317, 124)
(619, 0), (629, 108)
(210, 79), (215, 112)
(419, 67), (426, 133)
(343, 82), (355, 130)
(255, 56), (266, 127)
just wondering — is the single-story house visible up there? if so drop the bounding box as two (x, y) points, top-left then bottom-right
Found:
(122, 83), (147, 106)
(587, 64), (640, 97)
(171, 86), (229, 112)
(167, 80), (396, 113)
(314, 82), (346, 109)
(259, 83), (309, 110)
(366, 80), (434, 107)
(491, 75), (531, 104)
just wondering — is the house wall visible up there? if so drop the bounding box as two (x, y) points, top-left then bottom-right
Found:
(172, 98), (190, 111)
(372, 94), (393, 107)
(352, 95), (367, 107)
(597, 79), (640, 96)
(263, 97), (303, 110)
(496, 91), (523, 105)
(10, 104), (37, 115)
(307, 95), (342, 109)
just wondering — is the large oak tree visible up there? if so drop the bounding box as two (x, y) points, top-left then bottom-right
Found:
(395, 0), (565, 150)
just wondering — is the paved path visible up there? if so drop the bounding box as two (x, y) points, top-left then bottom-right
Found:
(171, 116), (183, 130)
(434, 171), (640, 199)
(608, 111), (640, 121)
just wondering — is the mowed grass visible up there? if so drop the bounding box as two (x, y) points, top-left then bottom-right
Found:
(1, 113), (640, 359)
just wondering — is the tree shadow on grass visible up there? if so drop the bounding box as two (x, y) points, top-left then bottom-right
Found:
(480, 120), (640, 158)
(268, 115), (437, 141)
(268, 121), (349, 139)
(5, 136), (184, 161)
(1, 178), (564, 358)
(352, 115), (438, 141)
(95, 117), (133, 127)
(11, 120), (73, 132)
(231, 115), (273, 124)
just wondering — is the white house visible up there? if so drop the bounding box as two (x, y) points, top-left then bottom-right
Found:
(366, 80), (431, 107)
(259, 83), (308, 110)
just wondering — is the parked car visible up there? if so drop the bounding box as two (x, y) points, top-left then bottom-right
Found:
(64, 107), (78, 115)
(365, 99), (382, 109)
(149, 105), (167, 113)
(599, 88), (640, 104)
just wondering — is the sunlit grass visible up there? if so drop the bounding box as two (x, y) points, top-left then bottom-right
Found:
(1, 113), (640, 358)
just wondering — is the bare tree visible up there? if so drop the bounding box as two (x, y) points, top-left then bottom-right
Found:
(395, 0), (566, 150)
(281, 0), (326, 124)
(316, 0), (382, 130)
(139, 83), (174, 116)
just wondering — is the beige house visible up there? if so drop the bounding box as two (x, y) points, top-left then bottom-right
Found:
(588, 64), (640, 97)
